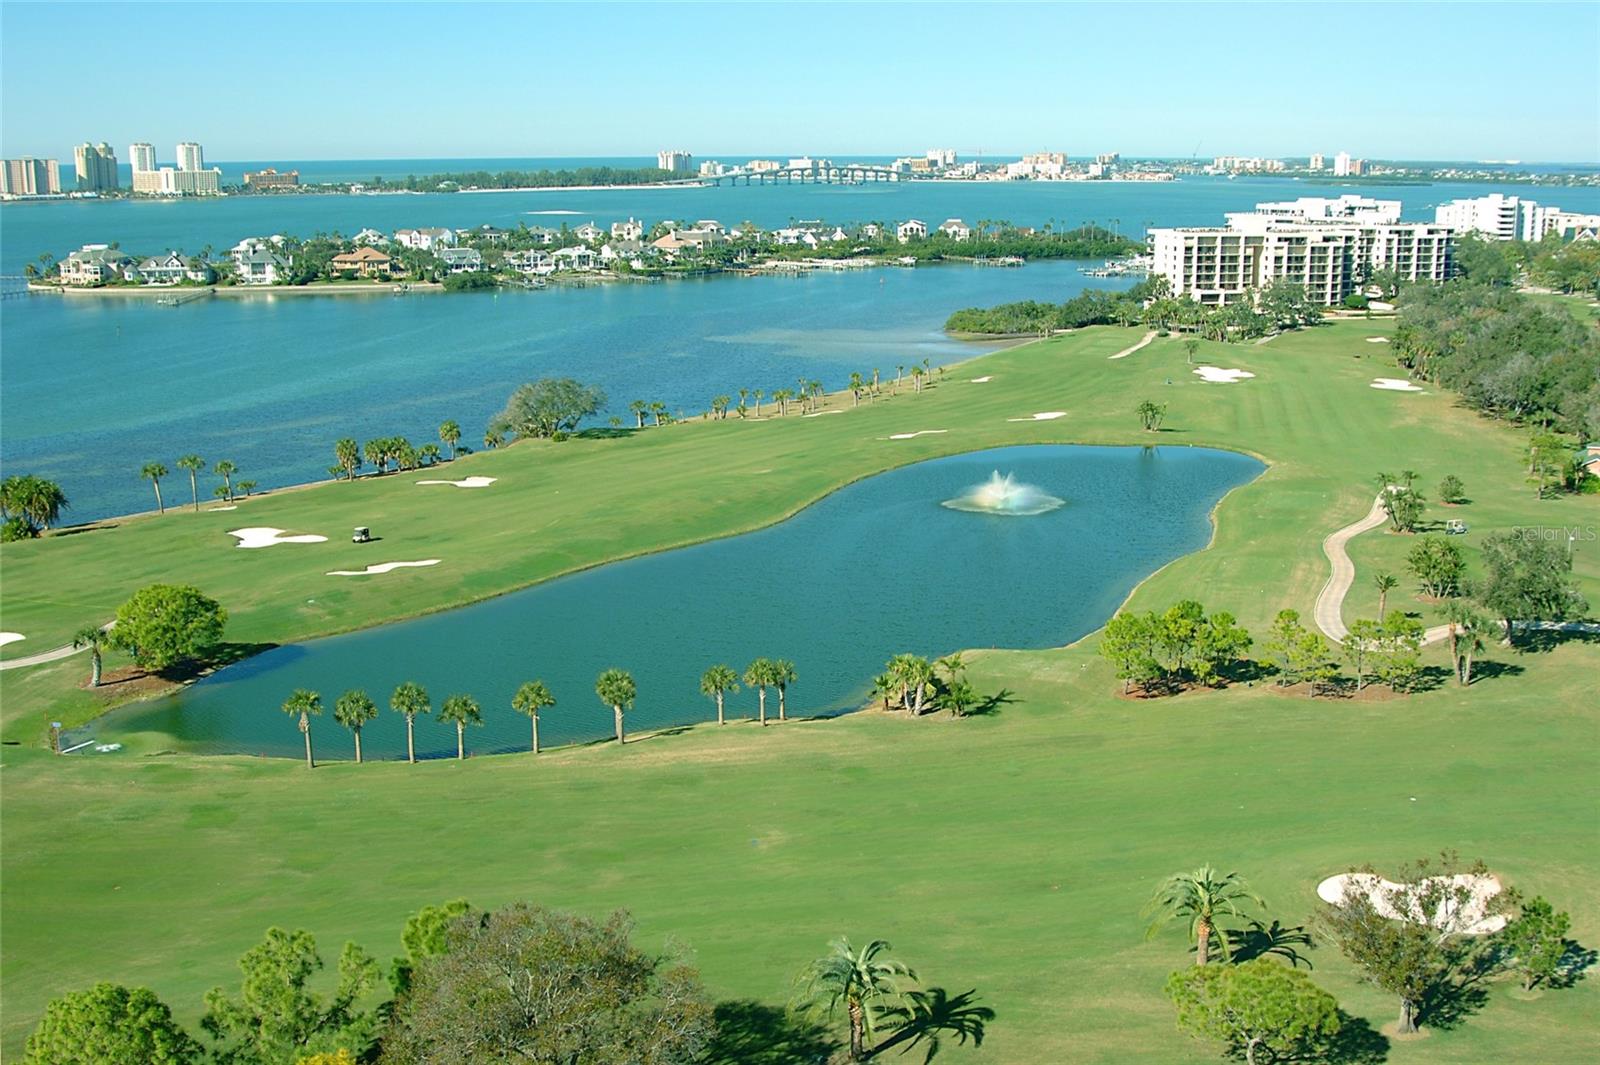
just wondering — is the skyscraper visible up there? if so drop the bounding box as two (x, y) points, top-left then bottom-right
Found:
(1308, 153), (1325, 170)
(129, 142), (156, 173)
(656, 149), (693, 174)
(176, 142), (204, 171)
(72, 142), (119, 191)
(1333, 151), (1352, 177)
(0, 157), (61, 196)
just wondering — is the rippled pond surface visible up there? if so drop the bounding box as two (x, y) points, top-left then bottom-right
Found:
(103, 445), (1262, 758)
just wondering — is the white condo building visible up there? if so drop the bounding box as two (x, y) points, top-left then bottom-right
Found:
(176, 142), (205, 171)
(1309, 153), (1325, 171)
(656, 149), (693, 174)
(1433, 192), (1600, 242)
(1333, 151), (1352, 177)
(129, 142), (156, 173)
(129, 140), (220, 195)
(1151, 198), (1453, 306)
(1, 157), (61, 196)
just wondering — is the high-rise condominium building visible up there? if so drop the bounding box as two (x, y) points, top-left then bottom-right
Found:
(926, 148), (958, 166)
(1435, 192), (1600, 242)
(1333, 151), (1352, 177)
(1308, 153), (1325, 170)
(129, 142), (156, 173)
(1, 157), (62, 196)
(177, 142), (205, 171)
(656, 149), (693, 174)
(73, 142), (119, 190)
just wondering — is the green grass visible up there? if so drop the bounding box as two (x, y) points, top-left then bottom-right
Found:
(2, 320), (1596, 1060)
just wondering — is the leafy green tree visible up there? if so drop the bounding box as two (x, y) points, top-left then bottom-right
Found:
(438, 420), (461, 459)
(492, 378), (607, 440)
(380, 903), (714, 1064)
(389, 898), (471, 994)
(1341, 618), (1382, 693)
(795, 938), (917, 1062)
(142, 462), (168, 514)
(24, 982), (200, 1065)
(596, 668), (636, 744)
(214, 459), (238, 501)
(699, 664), (738, 726)
(772, 658), (798, 721)
(744, 658), (776, 725)
(1165, 959), (1344, 1065)
(202, 927), (379, 1064)
(438, 693), (482, 760)
(1500, 895), (1573, 991)
(1263, 609), (1333, 695)
(1476, 533), (1589, 645)
(177, 454), (206, 510)
(72, 625), (109, 687)
(1453, 231), (1519, 287)
(1137, 400), (1168, 431)
(1407, 536), (1465, 598)
(1527, 432), (1569, 498)
(333, 439), (362, 480)
(1146, 865), (1264, 965)
(1371, 612), (1425, 692)
(282, 689), (323, 769)
(390, 681), (431, 764)
(1438, 474), (1466, 504)
(110, 584), (227, 671)
(511, 680), (555, 753)
(1100, 611), (1162, 693)
(333, 689), (378, 763)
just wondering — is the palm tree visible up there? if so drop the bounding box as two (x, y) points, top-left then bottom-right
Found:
(236, 480), (257, 498)
(629, 399), (648, 428)
(1373, 572), (1399, 617)
(438, 419), (461, 459)
(1145, 865), (1264, 965)
(177, 455), (205, 510)
(438, 694), (482, 760)
(595, 668), (636, 744)
(1442, 600), (1487, 686)
(772, 659), (797, 721)
(390, 681), (431, 764)
(700, 664), (739, 725)
(72, 625), (108, 687)
(511, 680), (555, 753)
(935, 653), (965, 684)
(141, 463), (168, 514)
(418, 443), (441, 466)
(752, 389), (764, 417)
(333, 689), (378, 763)
(649, 401), (667, 426)
(483, 428), (505, 450)
(281, 689), (322, 769)
(213, 460), (237, 502)
(870, 673), (897, 711)
(888, 654), (935, 714)
(744, 658), (775, 725)
(796, 937), (917, 1062)
(849, 372), (864, 407)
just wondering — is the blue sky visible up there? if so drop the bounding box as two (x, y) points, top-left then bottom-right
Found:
(3, 1), (1596, 163)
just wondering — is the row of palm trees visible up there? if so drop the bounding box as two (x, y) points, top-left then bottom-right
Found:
(708, 361), (948, 422)
(699, 658), (798, 725)
(138, 456), (248, 514)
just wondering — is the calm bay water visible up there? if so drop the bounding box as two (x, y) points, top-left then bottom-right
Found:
(2, 173), (1594, 522)
(97, 445), (1263, 759)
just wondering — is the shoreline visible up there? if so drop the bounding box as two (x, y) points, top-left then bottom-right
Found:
(33, 281), (447, 298)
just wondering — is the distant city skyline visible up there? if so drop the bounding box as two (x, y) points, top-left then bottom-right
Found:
(3, 2), (1597, 163)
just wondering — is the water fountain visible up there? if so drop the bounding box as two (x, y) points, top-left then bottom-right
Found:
(942, 471), (1066, 516)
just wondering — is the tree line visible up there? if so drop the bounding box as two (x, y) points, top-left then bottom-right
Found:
(362, 165), (677, 192)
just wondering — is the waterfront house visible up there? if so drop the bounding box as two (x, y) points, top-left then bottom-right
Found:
(329, 246), (396, 278)
(897, 219), (928, 243)
(860, 223), (883, 239)
(352, 228), (390, 246)
(460, 224), (508, 245)
(693, 219), (724, 234)
(523, 226), (560, 245)
(574, 222), (605, 242)
(236, 247), (290, 285)
(438, 247), (485, 274)
(938, 218), (973, 241)
(611, 217), (645, 241)
(394, 227), (455, 251)
(829, 226), (849, 242)
(135, 251), (209, 285)
(552, 246), (598, 271)
(505, 249), (555, 276)
(58, 244), (135, 285)
(600, 240), (649, 270)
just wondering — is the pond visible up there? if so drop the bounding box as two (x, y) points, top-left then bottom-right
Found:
(101, 444), (1263, 758)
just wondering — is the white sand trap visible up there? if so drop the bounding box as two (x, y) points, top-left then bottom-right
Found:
(1372, 378), (1425, 392)
(888, 430), (949, 440)
(1007, 411), (1067, 422)
(327, 559), (441, 577)
(229, 527), (329, 549)
(0, 633), (24, 648)
(208, 505), (238, 512)
(970, 376), (994, 383)
(416, 476), (497, 488)
(802, 410), (843, 418)
(1318, 872), (1506, 935)
(1365, 336), (1391, 343)
(1193, 366), (1256, 384)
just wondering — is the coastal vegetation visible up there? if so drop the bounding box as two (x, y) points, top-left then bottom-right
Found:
(364, 165), (675, 192)
(944, 276), (1320, 338)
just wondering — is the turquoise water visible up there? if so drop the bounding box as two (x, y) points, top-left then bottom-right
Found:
(97, 445), (1264, 760)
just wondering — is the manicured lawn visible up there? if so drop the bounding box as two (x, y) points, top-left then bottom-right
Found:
(1, 319), (1596, 1059)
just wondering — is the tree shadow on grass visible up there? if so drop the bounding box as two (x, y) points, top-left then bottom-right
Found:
(1464, 659), (1525, 684)
(575, 426), (639, 441)
(703, 1000), (836, 1065)
(871, 987), (995, 1062)
(1321, 1012), (1391, 1064)
(1226, 919), (1315, 968)
(967, 688), (1017, 717)
(1511, 627), (1600, 654)
(1547, 939), (1599, 989)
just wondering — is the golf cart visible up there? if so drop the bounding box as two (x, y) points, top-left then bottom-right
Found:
(352, 526), (371, 543)
(1444, 518), (1467, 535)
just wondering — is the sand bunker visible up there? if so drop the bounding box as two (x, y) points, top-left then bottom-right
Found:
(229, 527), (329, 549)
(1007, 411), (1067, 422)
(327, 559), (441, 577)
(1372, 378), (1425, 392)
(1193, 366), (1256, 384)
(1365, 336), (1391, 343)
(208, 505), (238, 512)
(802, 410), (843, 418)
(888, 430), (949, 440)
(1317, 872), (1507, 935)
(970, 376), (994, 383)
(417, 476), (497, 488)
(0, 633), (24, 648)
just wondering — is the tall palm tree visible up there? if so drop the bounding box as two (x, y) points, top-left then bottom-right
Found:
(1441, 600), (1488, 686)
(595, 668), (636, 744)
(511, 680), (555, 753)
(141, 463), (168, 514)
(796, 937), (917, 1062)
(334, 439), (362, 480)
(752, 389), (764, 417)
(213, 460), (237, 502)
(1145, 865), (1264, 965)
(772, 659), (797, 721)
(700, 664), (739, 725)
(438, 419), (461, 459)
(72, 625), (108, 687)
(175, 455), (205, 511)
(438, 694), (482, 760)
(649, 401), (667, 426)
(1373, 572), (1399, 617)
(629, 399), (648, 428)
(281, 689), (322, 769)
(390, 681), (431, 764)
(333, 689), (378, 763)
(744, 658), (775, 726)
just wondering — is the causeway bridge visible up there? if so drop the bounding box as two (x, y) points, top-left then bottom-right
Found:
(668, 164), (902, 187)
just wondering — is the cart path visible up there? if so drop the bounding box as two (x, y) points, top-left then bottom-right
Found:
(0, 622), (113, 671)
(1107, 331), (1157, 360)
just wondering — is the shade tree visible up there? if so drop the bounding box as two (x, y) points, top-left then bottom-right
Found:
(24, 983), (200, 1065)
